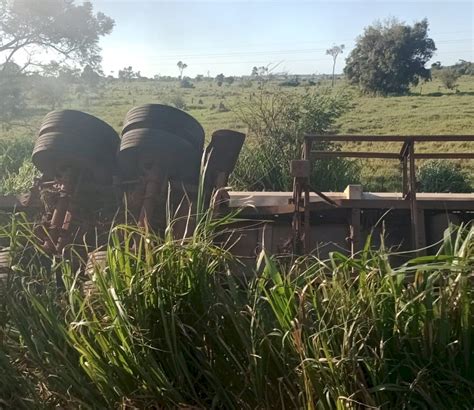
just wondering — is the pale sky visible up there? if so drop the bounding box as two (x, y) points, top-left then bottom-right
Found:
(91, 0), (474, 77)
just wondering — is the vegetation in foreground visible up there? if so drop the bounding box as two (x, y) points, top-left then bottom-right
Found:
(0, 210), (473, 409)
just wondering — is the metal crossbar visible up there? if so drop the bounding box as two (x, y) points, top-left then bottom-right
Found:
(292, 134), (474, 255)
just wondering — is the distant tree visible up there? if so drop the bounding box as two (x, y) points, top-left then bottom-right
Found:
(215, 73), (225, 87)
(81, 65), (102, 86)
(431, 61), (442, 70)
(0, 0), (114, 72)
(251, 66), (259, 76)
(326, 44), (345, 87)
(195, 74), (204, 82)
(177, 61), (187, 79)
(118, 66), (139, 81)
(225, 76), (235, 86)
(179, 77), (194, 88)
(452, 59), (474, 76)
(439, 68), (461, 91)
(41, 61), (81, 82)
(344, 18), (436, 95)
(0, 62), (25, 122)
(32, 77), (67, 110)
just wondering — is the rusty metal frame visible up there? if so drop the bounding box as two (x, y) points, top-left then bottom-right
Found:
(294, 134), (474, 255)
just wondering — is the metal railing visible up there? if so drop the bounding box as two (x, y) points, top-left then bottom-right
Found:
(292, 134), (474, 254)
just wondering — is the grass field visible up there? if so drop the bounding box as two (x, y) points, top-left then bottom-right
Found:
(1, 211), (473, 408)
(1, 74), (473, 189)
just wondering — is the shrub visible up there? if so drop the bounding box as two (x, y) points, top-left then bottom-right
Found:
(278, 78), (300, 87)
(231, 87), (360, 191)
(418, 160), (471, 192)
(438, 68), (461, 90)
(0, 138), (34, 177)
(0, 67), (26, 122)
(179, 78), (194, 89)
(0, 160), (38, 195)
(167, 93), (187, 110)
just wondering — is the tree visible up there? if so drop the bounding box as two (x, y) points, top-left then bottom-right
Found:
(81, 65), (102, 86)
(344, 19), (436, 95)
(225, 76), (235, 86)
(177, 61), (187, 79)
(0, 62), (25, 122)
(326, 44), (345, 87)
(32, 76), (67, 110)
(0, 0), (114, 72)
(439, 68), (461, 91)
(215, 73), (224, 87)
(118, 66), (139, 81)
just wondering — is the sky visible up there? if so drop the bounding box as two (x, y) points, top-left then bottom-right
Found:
(91, 0), (474, 77)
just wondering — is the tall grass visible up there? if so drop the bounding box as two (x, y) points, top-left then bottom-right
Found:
(0, 210), (473, 408)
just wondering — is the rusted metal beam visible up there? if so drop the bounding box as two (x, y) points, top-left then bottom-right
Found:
(407, 141), (424, 253)
(413, 153), (474, 159)
(303, 139), (312, 253)
(311, 150), (474, 160)
(311, 151), (400, 159)
(305, 134), (474, 142)
(349, 208), (361, 257)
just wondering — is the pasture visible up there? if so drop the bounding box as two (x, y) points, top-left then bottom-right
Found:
(1, 74), (473, 191)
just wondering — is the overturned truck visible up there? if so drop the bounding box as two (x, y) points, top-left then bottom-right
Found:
(0, 105), (473, 277)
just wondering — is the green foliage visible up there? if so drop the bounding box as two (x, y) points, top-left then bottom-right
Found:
(418, 160), (472, 193)
(118, 66), (140, 81)
(1, 75), (474, 193)
(32, 76), (68, 110)
(0, 0), (114, 70)
(179, 78), (194, 88)
(344, 18), (436, 95)
(231, 87), (360, 191)
(0, 64), (26, 122)
(438, 68), (462, 90)
(278, 78), (300, 87)
(167, 93), (187, 110)
(451, 59), (474, 76)
(0, 213), (473, 407)
(0, 160), (38, 195)
(0, 138), (36, 195)
(0, 138), (34, 176)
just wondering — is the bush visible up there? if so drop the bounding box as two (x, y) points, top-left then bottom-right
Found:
(231, 87), (360, 191)
(0, 138), (34, 177)
(438, 68), (461, 90)
(167, 93), (187, 110)
(418, 160), (471, 192)
(278, 78), (300, 87)
(0, 160), (38, 195)
(0, 138), (38, 195)
(0, 68), (26, 122)
(179, 78), (194, 89)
